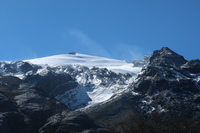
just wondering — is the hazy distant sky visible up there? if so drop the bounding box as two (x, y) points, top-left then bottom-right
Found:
(0, 0), (200, 62)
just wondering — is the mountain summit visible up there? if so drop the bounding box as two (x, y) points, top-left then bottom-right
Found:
(25, 53), (142, 75)
(149, 47), (187, 67)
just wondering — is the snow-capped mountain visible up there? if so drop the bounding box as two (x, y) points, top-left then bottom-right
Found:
(21, 53), (144, 109)
(0, 53), (145, 109)
(25, 52), (142, 75)
(0, 47), (200, 133)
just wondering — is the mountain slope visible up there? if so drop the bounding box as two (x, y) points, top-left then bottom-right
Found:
(0, 47), (199, 132)
(0, 76), (106, 133)
(84, 47), (200, 132)
(0, 53), (145, 110)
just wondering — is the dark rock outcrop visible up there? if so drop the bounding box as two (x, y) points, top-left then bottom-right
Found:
(134, 47), (199, 95)
(148, 47), (187, 67)
(132, 47), (200, 119)
(24, 72), (78, 97)
(182, 59), (200, 73)
(0, 76), (106, 133)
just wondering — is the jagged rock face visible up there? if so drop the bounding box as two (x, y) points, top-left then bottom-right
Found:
(182, 59), (200, 73)
(132, 47), (200, 119)
(0, 93), (18, 112)
(24, 72), (78, 97)
(149, 47), (187, 67)
(0, 61), (41, 75)
(132, 56), (149, 67)
(0, 76), (106, 133)
(134, 47), (200, 95)
(134, 69), (170, 95)
(84, 92), (141, 126)
(84, 47), (200, 128)
(39, 111), (106, 133)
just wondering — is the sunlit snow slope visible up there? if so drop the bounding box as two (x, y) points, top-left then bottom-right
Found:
(26, 53), (142, 75)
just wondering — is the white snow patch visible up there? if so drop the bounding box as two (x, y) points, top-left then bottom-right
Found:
(132, 91), (139, 96)
(25, 53), (142, 75)
(196, 76), (200, 82)
(87, 86), (113, 105)
(14, 74), (25, 79)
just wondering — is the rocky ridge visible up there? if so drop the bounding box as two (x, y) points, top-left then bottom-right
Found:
(83, 47), (200, 132)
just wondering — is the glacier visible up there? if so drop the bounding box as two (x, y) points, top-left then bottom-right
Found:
(25, 52), (143, 75)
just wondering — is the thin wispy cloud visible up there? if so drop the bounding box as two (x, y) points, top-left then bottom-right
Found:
(108, 43), (145, 62)
(66, 29), (146, 62)
(68, 29), (111, 58)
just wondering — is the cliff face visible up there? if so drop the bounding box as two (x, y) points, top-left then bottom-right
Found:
(133, 47), (200, 118)
(0, 76), (106, 133)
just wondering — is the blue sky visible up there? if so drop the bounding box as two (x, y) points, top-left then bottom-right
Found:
(0, 0), (200, 62)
